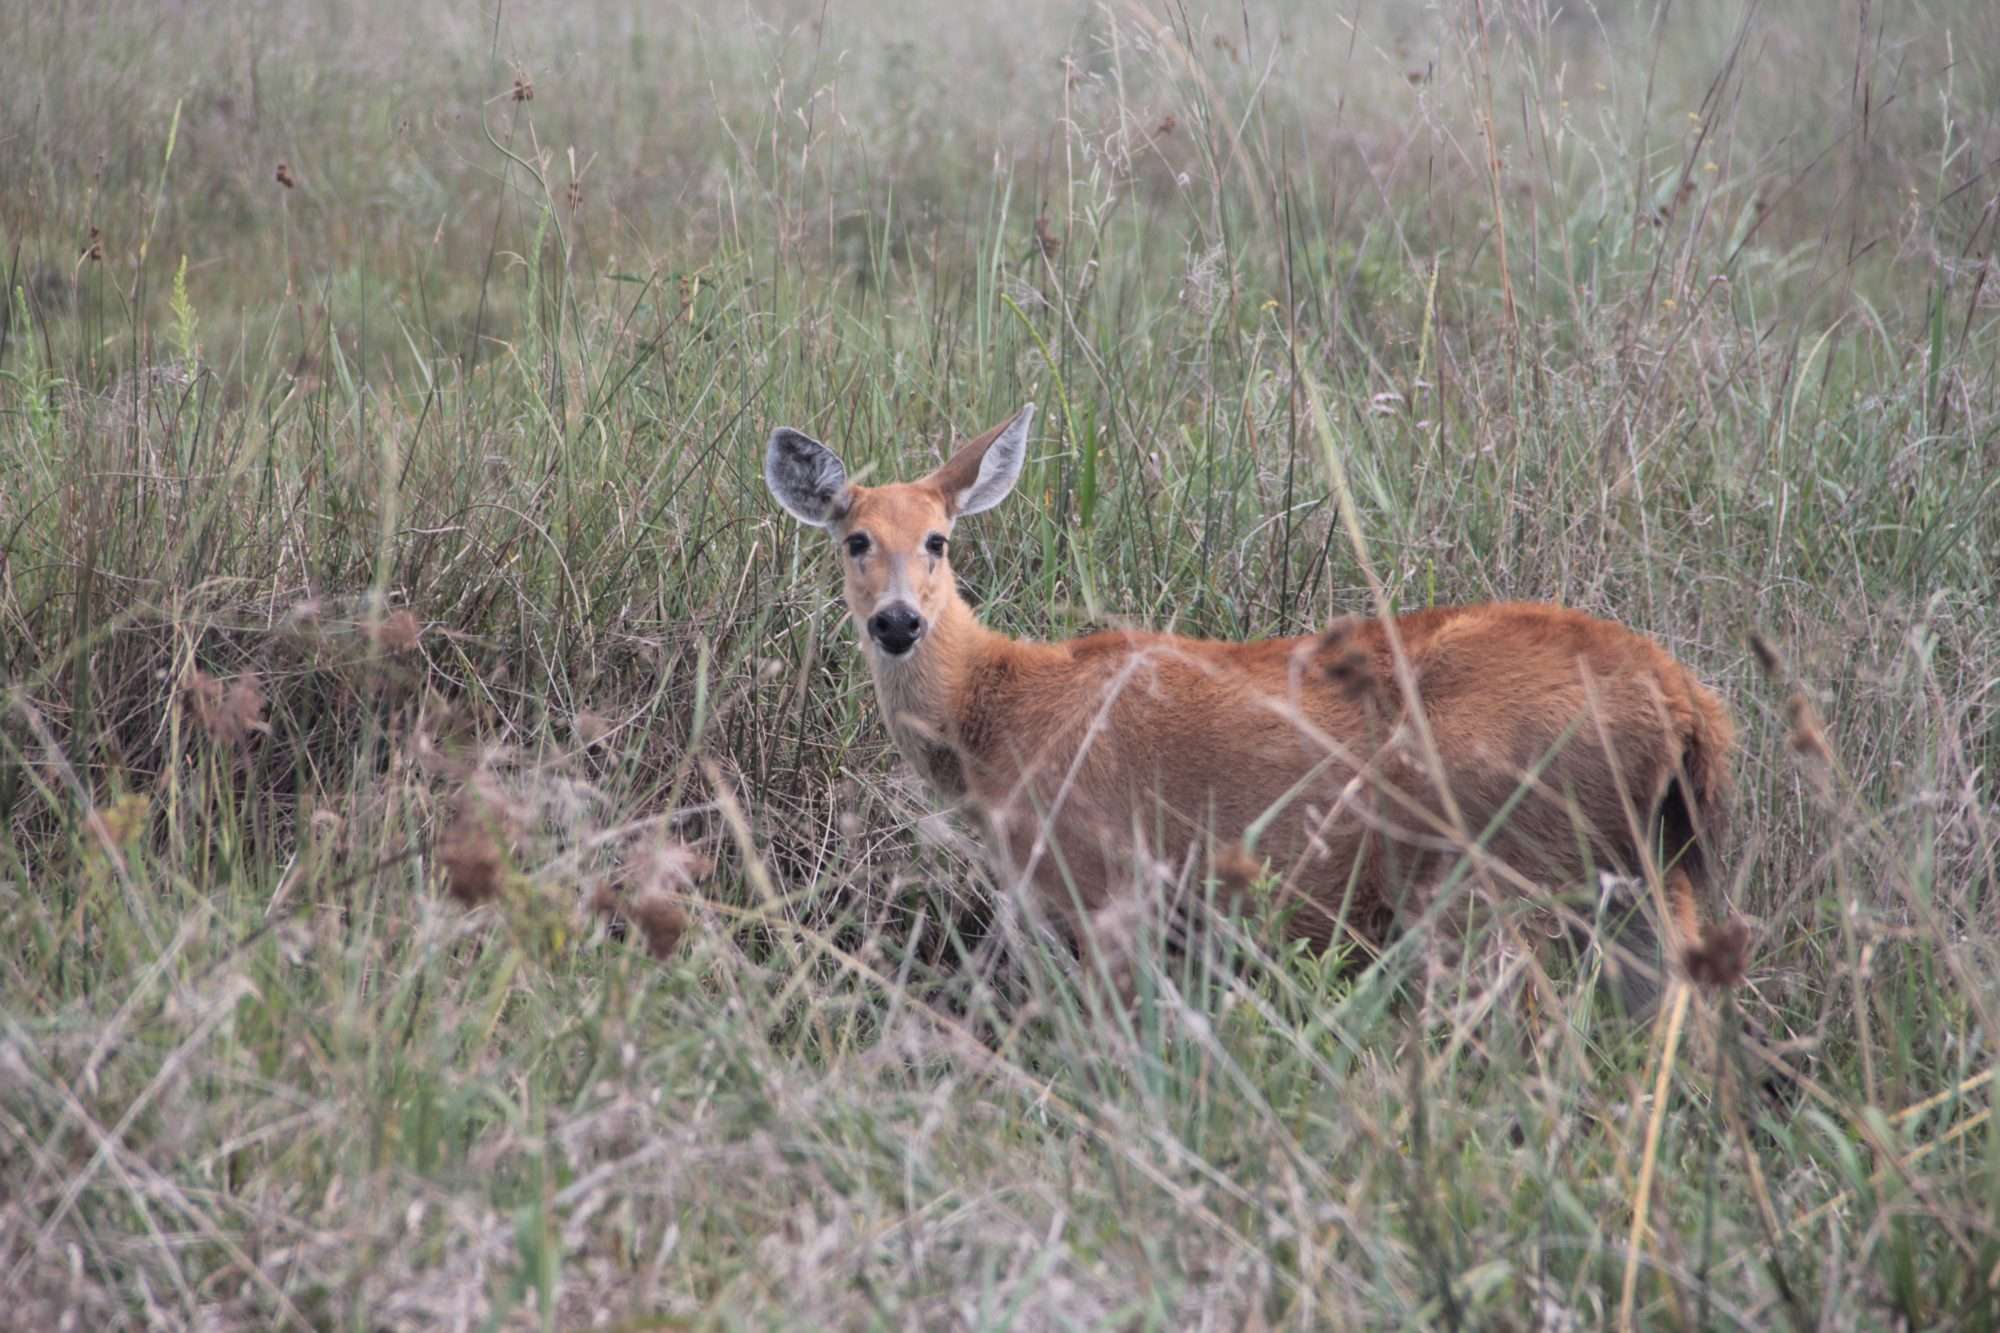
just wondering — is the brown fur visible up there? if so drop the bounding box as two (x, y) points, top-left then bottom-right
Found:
(796, 410), (1739, 992)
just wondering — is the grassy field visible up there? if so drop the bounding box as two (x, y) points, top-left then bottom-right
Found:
(3, 0), (1999, 1326)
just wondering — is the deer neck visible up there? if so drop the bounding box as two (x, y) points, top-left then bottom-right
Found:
(868, 591), (993, 799)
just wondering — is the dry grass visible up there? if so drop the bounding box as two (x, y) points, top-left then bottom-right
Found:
(2, 0), (1998, 1327)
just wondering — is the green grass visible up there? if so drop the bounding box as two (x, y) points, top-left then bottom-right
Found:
(3, 0), (1999, 1326)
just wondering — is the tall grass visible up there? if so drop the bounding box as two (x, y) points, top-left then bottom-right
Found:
(3, 0), (1998, 1326)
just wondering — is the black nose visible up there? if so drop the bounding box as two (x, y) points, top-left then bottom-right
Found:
(868, 604), (923, 655)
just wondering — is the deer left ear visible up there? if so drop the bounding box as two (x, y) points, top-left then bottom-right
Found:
(930, 403), (1033, 517)
(764, 427), (852, 528)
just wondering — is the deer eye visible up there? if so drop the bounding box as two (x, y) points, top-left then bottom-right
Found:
(845, 533), (870, 559)
(924, 533), (947, 558)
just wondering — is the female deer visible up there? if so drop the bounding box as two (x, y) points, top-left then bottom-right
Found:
(765, 404), (1738, 1004)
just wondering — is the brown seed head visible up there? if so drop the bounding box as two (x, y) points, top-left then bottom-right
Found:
(591, 840), (709, 961)
(185, 670), (269, 746)
(308, 807), (346, 846)
(410, 726), (469, 780)
(572, 710), (613, 749)
(1748, 632), (1783, 680)
(637, 839), (714, 895)
(185, 670), (223, 729)
(565, 178), (582, 211)
(1153, 112), (1179, 136)
(1785, 691), (1832, 766)
(1033, 214), (1061, 259)
(371, 609), (424, 655)
(627, 893), (690, 959)
(274, 161), (297, 189)
(1684, 917), (1753, 989)
(589, 882), (623, 920)
(438, 810), (505, 907)
(512, 71), (534, 102)
(81, 226), (104, 263)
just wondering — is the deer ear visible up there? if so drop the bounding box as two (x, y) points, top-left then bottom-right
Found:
(764, 428), (852, 528)
(928, 403), (1033, 517)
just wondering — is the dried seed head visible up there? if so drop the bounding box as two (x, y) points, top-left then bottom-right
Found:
(438, 809), (505, 907)
(410, 727), (468, 780)
(274, 161), (297, 189)
(1785, 691), (1832, 766)
(1033, 214), (1061, 259)
(589, 882), (622, 918)
(185, 669), (269, 746)
(224, 674), (269, 737)
(1153, 113), (1178, 136)
(591, 840), (709, 961)
(1684, 917), (1753, 989)
(627, 894), (690, 959)
(572, 710), (613, 749)
(370, 609), (423, 655)
(81, 226), (104, 263)
(565, 178), (582, 211)
(84, 793), (151, 852)
(1748, 632), (1783, 680)
(308, 807), (346, 845)
(512, 71), (534, 102)
(186, 670), (223, 728)
(636, 839), (714, 895)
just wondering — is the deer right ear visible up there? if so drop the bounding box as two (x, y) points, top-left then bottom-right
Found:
(927, 402), (1034, 518)
(764, 428), (852, 528)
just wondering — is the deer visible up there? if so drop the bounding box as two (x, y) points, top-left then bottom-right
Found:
(764, 402), (1744, 1014)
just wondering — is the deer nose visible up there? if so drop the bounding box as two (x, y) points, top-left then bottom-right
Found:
(868, 604), (923, 656)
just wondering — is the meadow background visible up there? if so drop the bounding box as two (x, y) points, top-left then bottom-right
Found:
(3, 0), (1998, 1326)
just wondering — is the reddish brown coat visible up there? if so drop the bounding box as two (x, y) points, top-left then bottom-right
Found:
(767, 407), (1736, 979)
